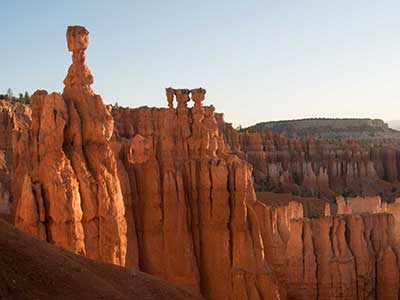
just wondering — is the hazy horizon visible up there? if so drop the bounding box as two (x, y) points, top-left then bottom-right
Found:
(2, 0), (399, 127)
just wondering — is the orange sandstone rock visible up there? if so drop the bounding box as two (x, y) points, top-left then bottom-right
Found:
(260, 199), (400, 300)
(111, 101), (282, 299)
(12, 24), (400, 300)
(14, 26), (128, 266)
(0, 100), (31, 216)
(13, 26), (282, 300)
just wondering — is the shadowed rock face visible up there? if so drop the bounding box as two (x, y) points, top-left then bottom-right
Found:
(216, 116), (400, 201)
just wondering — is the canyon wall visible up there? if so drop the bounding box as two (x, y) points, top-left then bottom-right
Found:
(110, 93), (282, 299)
(12, 26), (282, 300)
(216, 117), (400, 200)
(260, 201), (400, 300)
(335, 195), (400, 245)
(0, 101), (30, 215)
(9, 25), (400, 300)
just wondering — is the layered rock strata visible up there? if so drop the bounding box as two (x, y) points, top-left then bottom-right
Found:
(244, 118), (400, 140)
(216, 118), (400, 200)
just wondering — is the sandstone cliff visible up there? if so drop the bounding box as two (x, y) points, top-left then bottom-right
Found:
(9, 25), (400, 300)
(259, 200), (400, 300)
(12, 26), (282, 300)
(110, 94), (282, 300)
(0, 100), (30, 215)
(13, 26), (127, 265)
(335, 195), (400, 246)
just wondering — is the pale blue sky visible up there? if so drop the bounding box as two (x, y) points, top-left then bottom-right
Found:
(2, 0), (399, 126)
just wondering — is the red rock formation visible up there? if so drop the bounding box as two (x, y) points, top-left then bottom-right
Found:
(63, 25), (127, 266)
(10, 25), (400, 300)
(336, 195), (386, 215)
(13, 26), (128, 266)
(335, 195), (400, 248)
(253, 201), (303, 297)
(111, 90), (282, 299)
(216, 118), (400, 200)
(13, 26), (282, 300)
(0, 100), (31, 215)
(387, 199), (400, 245)
(259, 200), (400, 300)
(14, 174), (46, 240)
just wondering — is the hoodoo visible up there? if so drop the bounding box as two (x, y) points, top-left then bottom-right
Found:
(13, 26), (282, 300)
(14, 26), (127, 265)
(111, 87), (282, 299)
(216, 123), (400, 201)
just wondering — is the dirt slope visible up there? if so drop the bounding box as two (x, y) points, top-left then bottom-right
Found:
(0, 219), (200, 300)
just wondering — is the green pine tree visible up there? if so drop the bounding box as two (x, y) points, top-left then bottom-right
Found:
(24, 91), (30, 104)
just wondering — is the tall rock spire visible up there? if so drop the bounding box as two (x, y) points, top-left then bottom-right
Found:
(14, 26), (130, 266)
(62, 26), (128, 265)
(64, 26), (93, 87)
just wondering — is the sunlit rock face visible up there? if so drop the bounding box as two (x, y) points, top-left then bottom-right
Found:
(12, 26), (282, 300)
(13, 26), (127, 265)
(335, 195), (400, 246)
(289, 213), (400, 300)
(258, 200), (400, 300)
(0, 101), (31, 216)
(110, 91), (283, 299)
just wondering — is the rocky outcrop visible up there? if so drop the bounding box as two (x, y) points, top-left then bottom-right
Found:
(216, 118), (400, 200)
(287, 213), (400, 300)
(336, 195), (386, 215)
(335, 195), (400, 247)
(253, 201), (303, 297)
(260, 200), (400, 300)
(11, 25), (400, 300)
(13, 26), (282, 300)
(111, 90), (281, 299)
(0, 100), (30, 215)
(13, 26), (127, 265)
